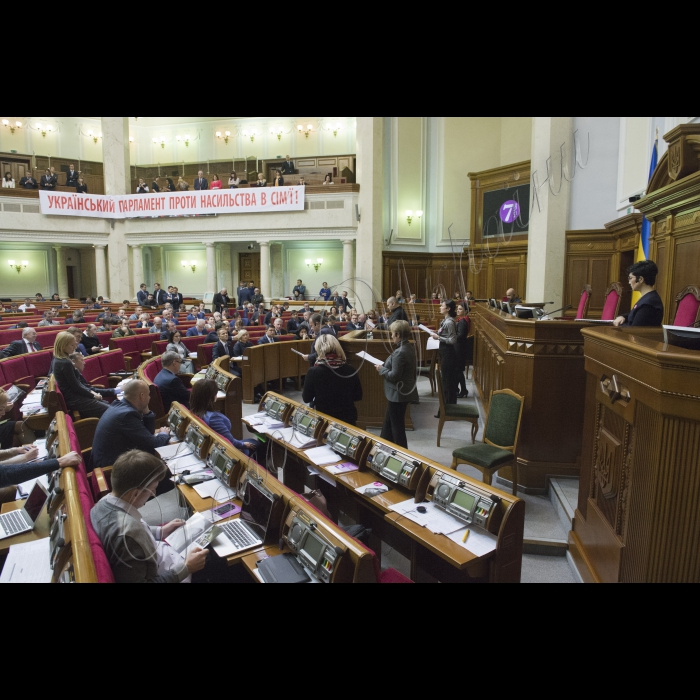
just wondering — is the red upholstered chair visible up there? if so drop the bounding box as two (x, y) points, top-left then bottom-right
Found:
(97, 350), (128, 378)
(1, 357), (34, 391)
(601, 283), (624, 322)
(673, 286), (700, 327)
(0, 366), (6, 385)
(110, 336), (140, 370)
(151, 340), (169, 357)
(576, 285), (592, 320)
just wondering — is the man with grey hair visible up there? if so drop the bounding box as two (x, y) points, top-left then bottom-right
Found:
(38, 310), (58, 327)
(91, 379), (172, 471)
(137, 313), (153, 329)
(160, 320), (178, 341)
(154, 352), (190, 411)
(150, 317), (164, 334)
(0, 327), (43, 358)
(187, 319), (208, 337)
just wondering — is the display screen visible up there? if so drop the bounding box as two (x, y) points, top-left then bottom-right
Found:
(337, 433), (351, 448)
(300, 415), (312, 428)
(24, 483), (48, 522)
(302, 533), (325, 565)
(240, 482), (273, 539)
(384, 457), (404, 475)
(169, 413), (182, 431)
(268, 401), (282, 416)
(217, 376), (229, 392)
(206, 368), (216, 380)
(453, 490), (476, 513)
(214, 453), (228, 471)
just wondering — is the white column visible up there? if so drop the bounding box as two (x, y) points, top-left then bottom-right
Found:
(271, 243), (284, 299)
(355, 117), (384, 313)
(205, 243), (217, 296)
(101, 117), (131, 195)
(259, 242), (271, 301)
(342, 239), (355, 303)
(54, 246), (69, 299)
(130, 244), (143, 301)
(94, 245), (108, 300)
(526, 117), (574, 309)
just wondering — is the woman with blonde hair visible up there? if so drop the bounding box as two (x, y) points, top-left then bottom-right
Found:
(303, 335), (362, 426)
(52, 332), (109, 419)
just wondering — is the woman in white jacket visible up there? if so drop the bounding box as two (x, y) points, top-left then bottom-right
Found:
(2, 172), (15, 189)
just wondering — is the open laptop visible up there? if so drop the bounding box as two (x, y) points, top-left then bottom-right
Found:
(0, 481), (49, 541)
(212, 480), (274, 558)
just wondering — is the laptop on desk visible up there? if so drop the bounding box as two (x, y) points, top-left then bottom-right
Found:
(212, 480), (275, 558)
(0, 481), (49, 541)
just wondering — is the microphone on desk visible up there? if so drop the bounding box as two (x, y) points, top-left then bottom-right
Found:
(538, 305), (573, 319)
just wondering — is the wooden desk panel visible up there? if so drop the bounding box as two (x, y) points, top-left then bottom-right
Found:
(471, 303), (605, 492)
(570, 327), (700, 583)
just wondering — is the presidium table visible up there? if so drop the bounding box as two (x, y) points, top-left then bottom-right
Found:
(471, 303), (613, 493)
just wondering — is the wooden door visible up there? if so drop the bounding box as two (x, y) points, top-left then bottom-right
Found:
(1, 157), (31, 183)
(239, 253), (261, 291)
(67, 267), (76, 299)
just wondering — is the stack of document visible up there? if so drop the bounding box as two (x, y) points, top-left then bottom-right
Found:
(276, 427), (316, 450)
(356, 351), (383, 367)
(304, 446), (342, 467)
(0, 539), (52, 584)
(326, 463), (359, 476)
(246, 412), (267, 427)
(21, 391), (46, 418)
(168, 454), (208, 476)
(264, 417), (285, 429)
(194, 478), (237, 502)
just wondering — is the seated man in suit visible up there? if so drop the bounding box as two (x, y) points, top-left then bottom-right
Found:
(187, 319), (208, 337)
(40, 169), (56, 191)
(273, 318), (286, 336)
(506, 288), (523, 304)
(346, 313), (363, 331)
(213, 328), (236, 361)
(0, 328), (43, 358)
(155, 352), (191, 412)
(213, 289), (230, 314)
(149, 317), (164, 335)
(205, 322), (228, 345)
(19, 173), (38, 189)
(160, 321), (178, 341)
(287, 310), (301, 334)
(66, 165), (80, 188)
(257, 326), (277, 345)
(91, 380), (172, 470)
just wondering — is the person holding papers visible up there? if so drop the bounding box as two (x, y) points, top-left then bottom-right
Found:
(303, 335), (362, 426)
(91, 450), (209, 584)
(375, 321), (419, 450)
(455, 304), (471, 399)
(190, 381), (260, 458)
(430, 301), (459, 409)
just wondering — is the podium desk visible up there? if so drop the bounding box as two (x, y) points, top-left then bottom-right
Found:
(570, 327), (700, 583)
(471, 304), (607, 492)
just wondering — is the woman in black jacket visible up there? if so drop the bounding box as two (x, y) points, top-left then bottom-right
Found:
(303, 335), (362, 426)
(455, 303), (471, 399)
(52, 332), (109, 419)
(431, 300), (459, 412)
(614, 260), (665, 328)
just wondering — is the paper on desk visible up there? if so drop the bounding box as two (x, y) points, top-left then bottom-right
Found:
(326, 463), (359, 476)
(0, 538), (52, 584)
(390, 500), (465, 535)
(264, 417), (285, 429)
(307, 466), (337, 488)
(426, 337), (440, 351)
(156, 443), (193, 461)
(194, 479), (237, 502)
(449, 528), (498, 558)
(304, 446), (342, 467)
(276, 427), (316, 449)
(168, 454), (207, 476)
(356, 351), (384, 367)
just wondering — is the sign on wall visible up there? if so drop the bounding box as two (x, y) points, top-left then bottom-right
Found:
(39, 187), (305, 220)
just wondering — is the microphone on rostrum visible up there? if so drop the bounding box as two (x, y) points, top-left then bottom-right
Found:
(540, 305), (573, 319)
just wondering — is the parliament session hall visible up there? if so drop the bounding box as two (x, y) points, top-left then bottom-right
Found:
(1, 116), (698, 584)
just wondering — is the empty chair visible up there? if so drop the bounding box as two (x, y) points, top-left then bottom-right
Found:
(576, 285), (593, 320)
(601, 283), (624, 321)
(417, 350), (437, 396)
(436, 367), (480, 448)
(451, 389), (524, 496)
(673, 285), (700, 327)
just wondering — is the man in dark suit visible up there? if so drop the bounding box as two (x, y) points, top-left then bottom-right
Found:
(213, 289), (230, 314)
(339, 292), (352, 313)
(40, 169), (56, 191)
(257, 327), (277, 345)
(66, 165), (80, 188)
(91, 380), (172, 471)
(137, 284), (150, 306)
(153, 283), (168, 307)
(154, 352), (191, 412)
(382, 297), (409, 329)
(20, 173), (38, 189)
(0, 329), (43, 358)
(281, 156), (295, 175)
(213, 329), (236, 361)
(171, 287), (183, 312)
(287, 311), (301, 334)
(194, 171), (209, 191)
(236, 282), (250, 309)
(187, 320), (208, 337)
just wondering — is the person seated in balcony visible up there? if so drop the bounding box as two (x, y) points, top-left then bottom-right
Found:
(19, 172), (37, 189)
(178, 176), (190, 191)
(273, 170), (284, 187)
(319, 283), (331, 302)
(40, 169), (57, 191)
(151, 177), (161, 193)
(136, 179), (149, 194)
(323, 174), (335, 186)
(2, 172), (15, 189)
(210, 174), (222, 190)
(255, 173), (267, 188)
(229, 172), (240, 189)
(298, 177), (307, 187)
(76, 178), (89, 194)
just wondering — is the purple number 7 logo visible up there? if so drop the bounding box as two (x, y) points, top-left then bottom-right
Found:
(500, 200), (520, 224)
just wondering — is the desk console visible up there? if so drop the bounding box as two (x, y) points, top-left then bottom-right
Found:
(430, 472), (498, 529)
(207, 443), (240, 488)
(291, 406), (325, 440)
(185, 423), (211, 462)
(284, 508), (344, 583)
(324, 423), (366, 462)
(262, 394), (293, 424)
(367, 443), (422, 491)
(168, 407), (189, 441)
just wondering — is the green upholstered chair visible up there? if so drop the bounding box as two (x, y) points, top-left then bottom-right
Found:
(417, 350), (437, 396)
(436, 366), (480, 448)
(451, 389), (524, 496)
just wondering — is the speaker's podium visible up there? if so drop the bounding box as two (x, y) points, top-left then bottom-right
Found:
(570, 326), (700, 583)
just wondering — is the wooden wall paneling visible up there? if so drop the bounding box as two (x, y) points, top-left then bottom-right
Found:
(590, 258), (612, 312)
(672, 234), (700, 302)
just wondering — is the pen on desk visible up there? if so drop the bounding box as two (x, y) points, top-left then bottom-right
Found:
(463, 530), (470, 544)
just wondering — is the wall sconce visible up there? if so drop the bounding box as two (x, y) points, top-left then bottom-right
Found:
(306, 258), (324, 273)
(35, 123), (53, 137)
(270, 127), (284, 141)
(152, 136), (166, 149)
(216, 131), (231, 144)
(176, 134), (191, 147)
(328, 122), (342, 138)
(182, 260), (198, 273)
(242, 129), (257, 142)
(8, 260), (29, 274)
(297, 124), (313, 139)
(406, 210), (423, 227)
(129, 136), (135, 143)
(87, 130), (103, 144)
(1, 120), (23, 134)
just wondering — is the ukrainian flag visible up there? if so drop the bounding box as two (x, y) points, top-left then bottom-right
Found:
(633, 136), (659, 305)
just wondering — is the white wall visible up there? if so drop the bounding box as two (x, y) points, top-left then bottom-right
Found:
(283, 243), (344, 300)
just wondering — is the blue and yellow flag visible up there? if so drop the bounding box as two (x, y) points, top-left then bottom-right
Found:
(633, 136), (659, 305)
